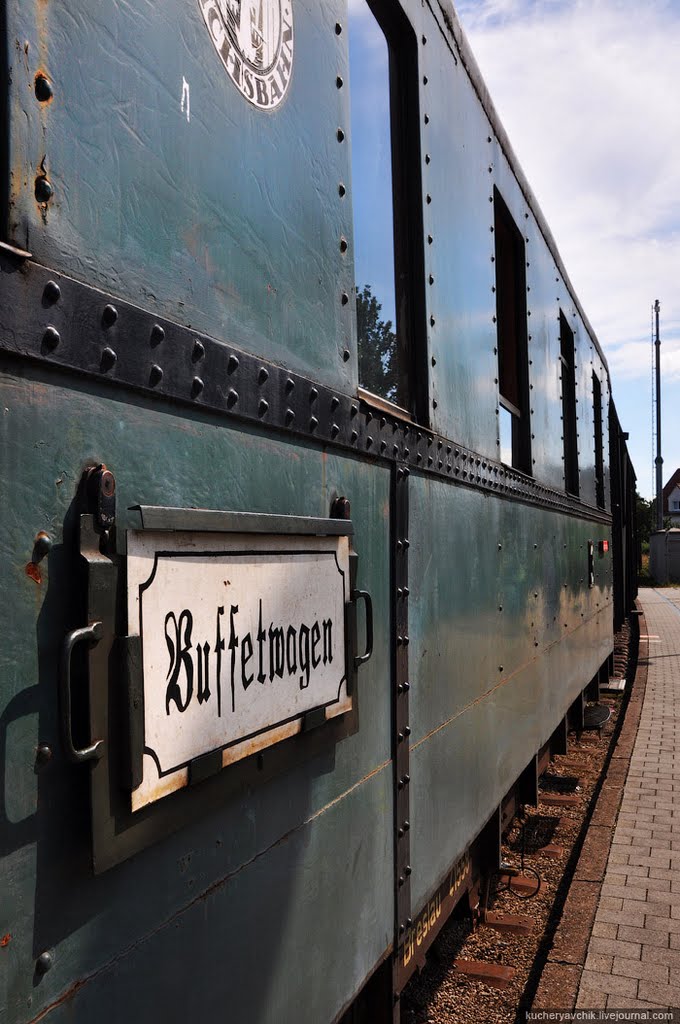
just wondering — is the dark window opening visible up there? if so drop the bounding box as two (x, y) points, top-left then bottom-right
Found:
(560, 311), (579, 495)
(593, 373), (605, 508)
(349, 0), (425, 419)
(493, 188), (531, 474)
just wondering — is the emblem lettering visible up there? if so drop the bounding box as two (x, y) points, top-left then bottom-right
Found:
(199, 0), (294, 110)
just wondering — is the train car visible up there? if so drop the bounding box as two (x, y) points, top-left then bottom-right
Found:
(0, 1), (637, 1021)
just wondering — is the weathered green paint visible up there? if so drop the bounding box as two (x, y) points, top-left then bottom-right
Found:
(407, 473), (612, 909)
(0, 363), (392, 1023)
(4, 0), (354, 391)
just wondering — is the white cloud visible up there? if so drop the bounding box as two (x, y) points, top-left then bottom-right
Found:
(455, 0), (680, 494)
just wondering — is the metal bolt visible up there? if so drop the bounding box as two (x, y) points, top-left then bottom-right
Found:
(343, 349), (350, 362)
(227, 389), (238, 407)
(192, 376), (204, 397)
(150, 323), (165, 344)
(43, 326), (60, 350)
(36, 743), (52, 767)
(36, 952), (53, 975)
(258, 399), (269, 417)
(43, 280), (61, 303)
(149, 364), (163, 386)
(193, 339), (206, 361)
(100, 305), (119, 329)
(285, 408), (295, 425)
(258, 367), (269, 385)
(338, 183), (346, 197)
(310, 416), (319, 431)
(101, 347), (117, 370)
(336, 128), (345, 142)
(339, 236), (348, 253)
(285, 377), (295, 393)
(336, 75), (343, 88)
(33, 532), (52, 559)
(34, 177), (53, 203)
(34, 74), (53, 102)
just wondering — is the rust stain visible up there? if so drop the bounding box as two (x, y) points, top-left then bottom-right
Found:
(25, 561), (42, 585)
(0, 933), (11, 947)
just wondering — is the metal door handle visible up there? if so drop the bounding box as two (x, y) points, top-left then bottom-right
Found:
(60, 621), (105, 763)
(351, 589), (373, 668)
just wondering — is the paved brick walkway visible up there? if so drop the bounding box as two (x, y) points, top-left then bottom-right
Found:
(577, 589), (680, 1010)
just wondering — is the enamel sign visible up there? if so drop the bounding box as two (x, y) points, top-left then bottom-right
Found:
(127, 530), (350, 810)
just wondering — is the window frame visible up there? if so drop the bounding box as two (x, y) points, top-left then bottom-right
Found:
(493, 187), (532, 476)
(350, 0), (427, 424)
(559, 310), (579, 496)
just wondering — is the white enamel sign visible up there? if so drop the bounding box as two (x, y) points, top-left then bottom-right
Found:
(127, 530), (350, 810)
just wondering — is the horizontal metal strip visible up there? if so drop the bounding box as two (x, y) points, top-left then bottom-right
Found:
(0, 252), (611, 526)
(130, 506), (352, 536)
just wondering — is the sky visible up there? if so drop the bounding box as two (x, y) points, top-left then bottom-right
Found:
(455, 0), (680, 499)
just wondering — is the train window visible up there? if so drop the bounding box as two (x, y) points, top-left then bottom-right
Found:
(349, 0), (425, 418)
(493, 189), (531, 474)
(560, 311), (579, 495)
(593, 372), (605, 508)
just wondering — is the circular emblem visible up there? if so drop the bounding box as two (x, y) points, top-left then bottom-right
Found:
(199, 0), (294, 110)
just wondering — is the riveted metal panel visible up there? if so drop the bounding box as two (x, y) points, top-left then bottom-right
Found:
(0, 363), (392, 1024)
(420, 9), (498, 457)
(4, 0), (354, 392)
(406, 472), (613, 910)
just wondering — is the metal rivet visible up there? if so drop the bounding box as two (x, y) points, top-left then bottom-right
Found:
(351, 404), (358, 417)
(343, 349), (350, 362)
(310, 416), (318, 431)
(35, 743), (52, 766)
(404, 726), (411, 736)
(150, 323), (165, 344)
(427, 234), (433, 244)
(336, 75), (343, 88)
(351, 430), (358, 444)
(227, 354), (239, 373)
(380, 440), (387, 453)
(337, 128), (345, 143)
(335, 21), (342, 34)
(149, 364), (163, 386)
(258, 367), (269, 385)
(192, 376), (204, 397)
(284, 377), (295, 394)
(426, 194), (432, 204)
(424, 114), (429, 124)
(309, 387), (318, 402)
(36, 952), (53, 975)
(43, 326), (60, 350)
(340, 236), (348, 253)
(102, 304), (118, 326)
(43, 280), (60, 303)
(193, 339), (205, 361)
(286, 409), (295, 425)
(425, 153), (431, 164)
(405, 865), (412, 876)
(258, 399), (269, 417)
(34, 177), (53, 203)
(366, 436), (373, 448)
(341, 292), (349, 306)
(338, 183), (346, 197)
(331, 423), (339, 438)
(330, 396), (339, 411)
(34, 74), (53, 102)
(101, 347), (117, 370)
(227, 389), (238, 407)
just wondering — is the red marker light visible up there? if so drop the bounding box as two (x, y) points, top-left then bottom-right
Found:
(599, 540), (609, 554)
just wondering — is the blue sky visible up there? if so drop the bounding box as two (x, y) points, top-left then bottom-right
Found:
(455, 0), (680, 498)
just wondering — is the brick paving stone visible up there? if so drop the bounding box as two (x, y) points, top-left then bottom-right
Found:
(611, 955), (669, 984)
(577, 590), (680, 1010)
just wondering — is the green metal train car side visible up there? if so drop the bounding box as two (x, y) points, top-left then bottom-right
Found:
(0, 1), (636, 1021)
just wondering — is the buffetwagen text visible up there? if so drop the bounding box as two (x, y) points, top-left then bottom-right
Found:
(164, 599), (334, 717)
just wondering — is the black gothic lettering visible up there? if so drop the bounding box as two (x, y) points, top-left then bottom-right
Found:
(322, 618), (332, 665)
(286, 625), (297, 675)
(165, 610), (194, 714)
(299, 624), (310, 689)
(196, 640), (211, 704)
(311, 621), (321, 669)
(257, 600), (267, 684)
(228, 604), (239, 713)
(241, 632), (254, 688)
(269, 625), (285, 680)
(215, 605), (225, 718)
